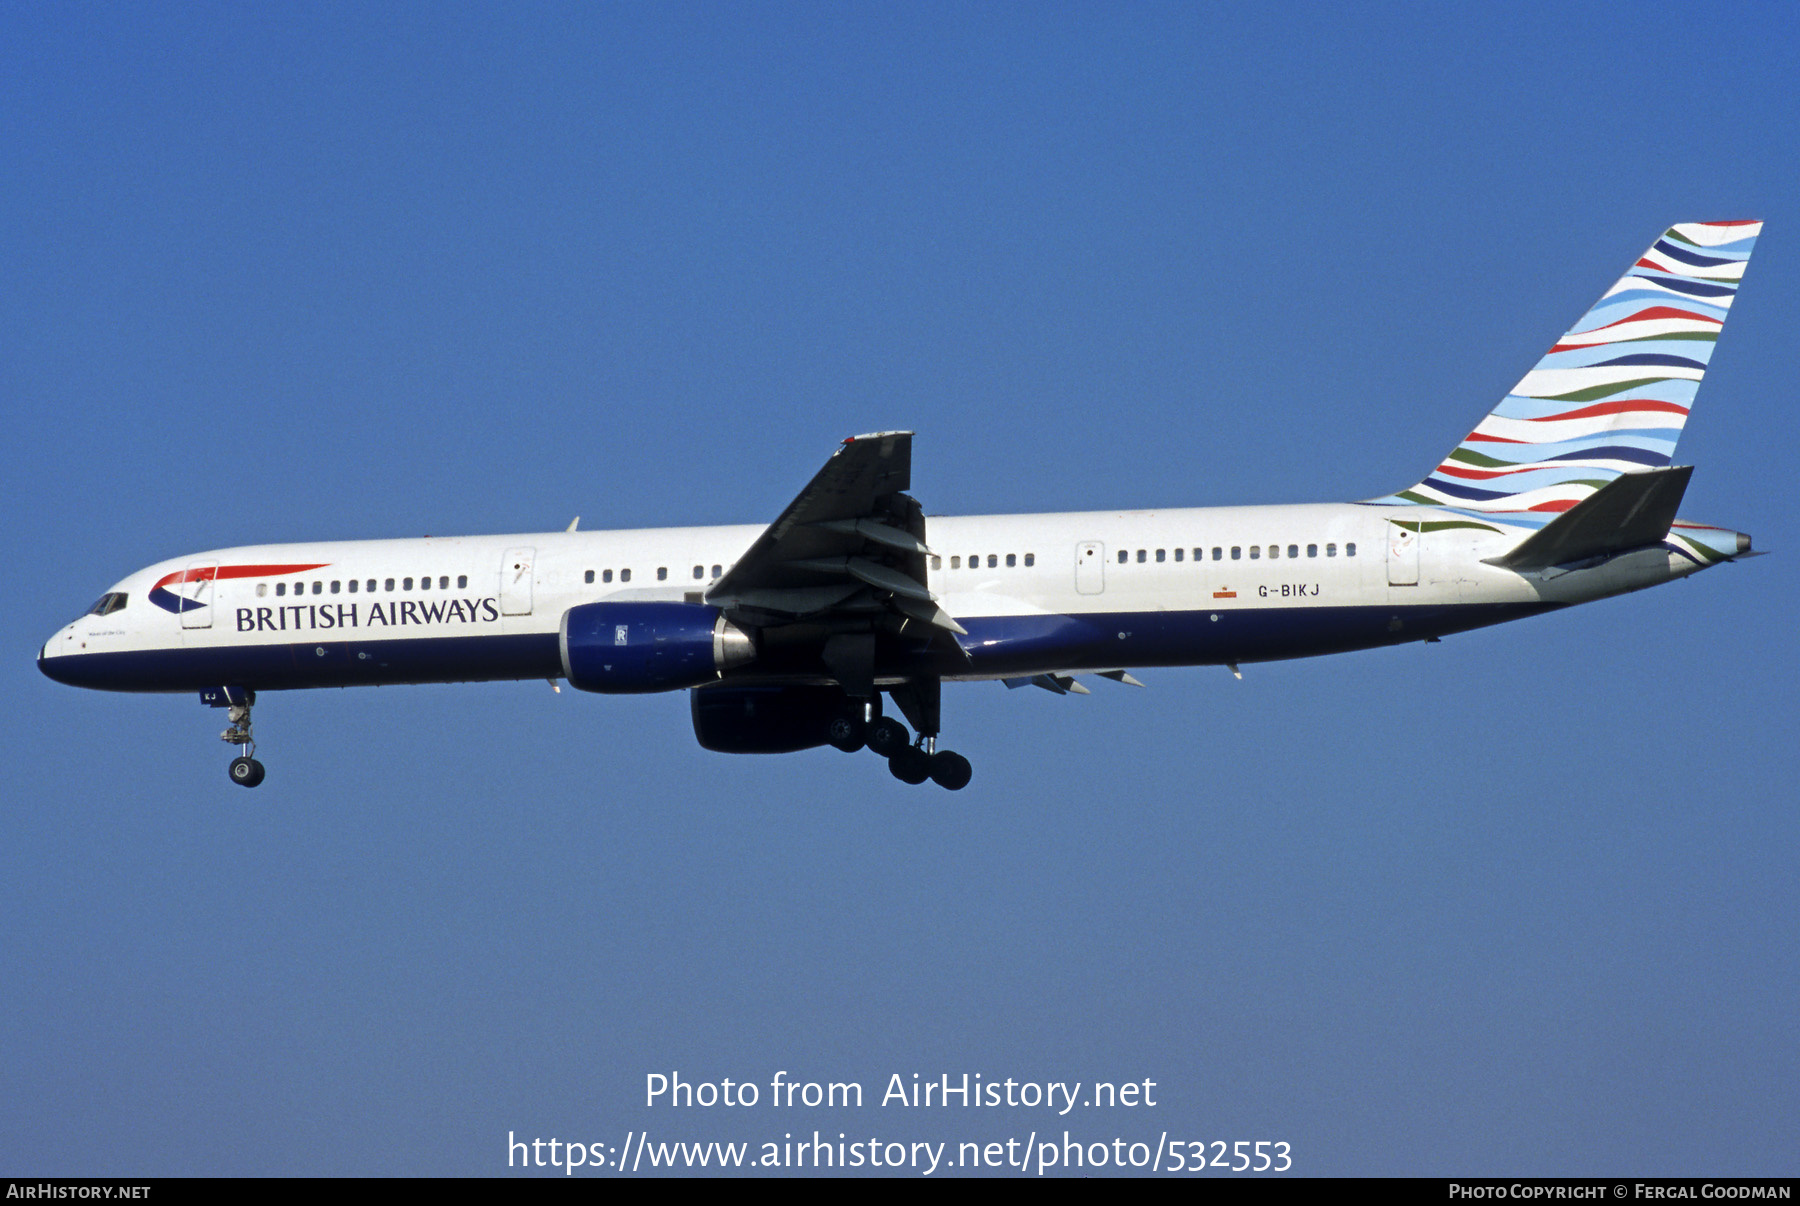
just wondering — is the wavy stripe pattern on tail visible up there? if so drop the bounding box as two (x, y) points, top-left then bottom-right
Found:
(1368, 221), (1761, 528)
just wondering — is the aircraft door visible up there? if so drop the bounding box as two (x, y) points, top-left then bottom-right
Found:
(1076, 542), (1105, 595)
(180, 561), (217, 629)
(500, 547), (536, 616)
(1387, 522), (1420, 587)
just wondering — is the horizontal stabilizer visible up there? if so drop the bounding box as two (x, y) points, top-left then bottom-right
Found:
(1485, 465), (1692, 571)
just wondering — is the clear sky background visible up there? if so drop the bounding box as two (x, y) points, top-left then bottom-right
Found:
(4, 1), (1796, 1177)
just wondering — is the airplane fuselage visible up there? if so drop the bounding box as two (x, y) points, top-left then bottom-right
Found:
(37, 220), (1764, 790)
(38, 501), (1723, 697)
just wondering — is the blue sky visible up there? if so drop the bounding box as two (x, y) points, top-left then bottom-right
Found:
(4, 1), (1795, 1176)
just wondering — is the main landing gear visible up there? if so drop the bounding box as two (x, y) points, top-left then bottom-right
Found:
(828, 682), (973, 791)
(216, 690), (266, 788)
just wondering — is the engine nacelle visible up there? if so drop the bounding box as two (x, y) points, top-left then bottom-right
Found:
(560, 602), (754, 694)
(690, 683), (850, 753)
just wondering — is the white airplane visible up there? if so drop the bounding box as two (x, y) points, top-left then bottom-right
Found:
(40, 221), (1762, 791)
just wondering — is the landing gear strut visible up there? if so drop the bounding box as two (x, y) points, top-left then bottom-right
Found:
(818, 648), (973, 789)
(216, 689), (265, 788)
(875, 679), (973, 791)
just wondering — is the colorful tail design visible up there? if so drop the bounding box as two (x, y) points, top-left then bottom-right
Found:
(1369, 221), (1761, 525)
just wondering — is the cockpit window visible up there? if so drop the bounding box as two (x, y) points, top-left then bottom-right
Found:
(85, 593), (128, 618)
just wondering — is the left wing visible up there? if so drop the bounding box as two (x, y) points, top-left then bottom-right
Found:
(706, 432), (966, 636)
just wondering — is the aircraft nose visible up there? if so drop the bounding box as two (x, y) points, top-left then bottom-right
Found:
(38, 629), (80, 686)
(38, 640), (65, 683)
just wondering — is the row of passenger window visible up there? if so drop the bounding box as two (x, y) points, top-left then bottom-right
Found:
(929, 553), (1035, 571)
(1119, 543), (1356, 563)
(922, 544), (1361, 572)
(248, 543), (1360, 598)
(582, 565), (727, 585)
(256, 575), (470, 598)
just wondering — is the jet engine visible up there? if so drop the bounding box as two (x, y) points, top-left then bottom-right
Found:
(560, 601), (754, 693)
(689, 683), (850, 753)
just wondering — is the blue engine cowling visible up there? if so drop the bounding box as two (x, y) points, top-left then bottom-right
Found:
(690, 683), (850, 753)
(560, 601), (755, 694)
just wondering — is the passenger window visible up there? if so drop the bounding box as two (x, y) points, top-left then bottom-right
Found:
(603, 569), (613, 583)
(1231, 547), (1241, 560)
(621, 568), (631, 582)
(692, 565), (703, 580)
(311, 581), (322, 595)
(331, 580), (341, 593)
(1307, 544), (1318, 558)
(1006, 554), (1016, 568)
(1269, 545), (1279, 560)
(1155, 549), (1165, 563)
(421, 576), (430, 590)
(1136, 549), (1146, 563)
(1347, 543), (1357, 557)
(439, 576), (448, 590)
(257, 583), (268, 598)
(403, 578), (413, 590)
(585, 570), (595, 584)
(1288, 544), (1299, 559)
(1024, 553), (1034, 567)
(1212, 547), (1222, 561)
(931, 556), (942, 571)
(349, 580), (359, 593)
(1118, 550), (1128, 564)
(1174, 548), (1183, 562)
(277, 582), (286, 596)
(385, 578), (395, 591)
(712, 565), (722, 578)
(951, 556), (961, 569)
(657, 567), (668, 581)
(457, 575), (467, 589)
(1195, 548), (1204, 561)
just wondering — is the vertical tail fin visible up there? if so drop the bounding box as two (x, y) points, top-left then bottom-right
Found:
(1371, 221), (1761, 523)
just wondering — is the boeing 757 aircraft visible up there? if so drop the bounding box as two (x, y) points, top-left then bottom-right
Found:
(40, 221), (1762, 791)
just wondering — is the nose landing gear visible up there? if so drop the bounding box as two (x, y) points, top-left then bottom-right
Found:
(211, 689), (266, 788)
